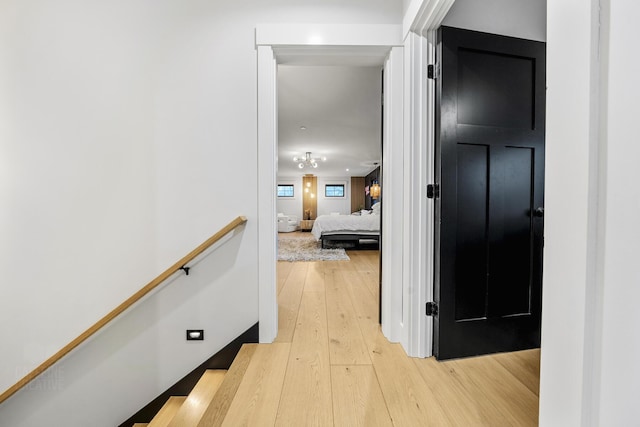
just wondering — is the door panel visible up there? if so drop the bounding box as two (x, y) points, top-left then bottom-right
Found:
(455, 143), (489, 321)
(457, 49), (535, 129)
(434, 27), (545, 360)
(491, 146), (533, 317)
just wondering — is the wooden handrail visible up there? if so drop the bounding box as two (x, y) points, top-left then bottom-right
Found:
(0, 215), (248, 405)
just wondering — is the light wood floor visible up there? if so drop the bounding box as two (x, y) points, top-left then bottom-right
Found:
(273, 249), (540, 426)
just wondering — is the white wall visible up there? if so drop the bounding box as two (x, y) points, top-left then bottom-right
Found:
(317, 177), (351, 216)
(275, 176), (353, 220)
(442, 0), (546, 41)
(0, 0), (158, 400)
(276, 178), (302, 220)
(0, 0), (402, 425)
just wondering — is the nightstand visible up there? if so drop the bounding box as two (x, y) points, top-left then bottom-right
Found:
(299, 219), (315, 231)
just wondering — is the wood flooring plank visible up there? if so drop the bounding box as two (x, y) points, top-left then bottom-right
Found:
(276, 261), (294, 295)
(413, 357), (511, 426)
(275, 262), (308, 343)
(325, 270), (371, 365)
(148, 397), (186, 427)
(348, 251), (379, 272)
(343, 268), (376, 301)
(331, 365), (392, 427)
(167, 371), (226, 427)
(359, 270), (380, 300)
(448, 355), (539, 426)
(221, 343), (291, 427)
(340, 271), (380, 350)
(371, 335), (453, 426)
(304, 261), (326, 292)
(344, 251), (367, 271)
(276, 291), (333, 426)
(323, 258), (356, 272)
(493, 349), (541, 396)
(196, 344), (258, 427)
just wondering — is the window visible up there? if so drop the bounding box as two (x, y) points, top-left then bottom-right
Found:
(325, 184), (345, 198)
(277, 184), (294, 197)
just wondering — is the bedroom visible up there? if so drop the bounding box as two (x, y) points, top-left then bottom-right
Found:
(276, 63), (383, 260)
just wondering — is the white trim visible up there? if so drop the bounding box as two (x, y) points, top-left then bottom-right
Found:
(581, 1), (606, 422)
(399, 0), (454, 357)
(424, 29), (438, 357)
(403, 0), (455, 38)
(400, 32), (430, 357)
(257, 46), (278, 343)
(380, 46), (404, 343)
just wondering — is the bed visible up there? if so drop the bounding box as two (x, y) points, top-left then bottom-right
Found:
(311, 211), (380, 248)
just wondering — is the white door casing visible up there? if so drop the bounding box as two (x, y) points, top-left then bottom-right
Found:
(256, 24), (406, 344)
(401, 0), (455, 357)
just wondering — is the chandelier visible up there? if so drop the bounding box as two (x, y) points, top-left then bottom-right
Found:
(293, 152), (326, 169)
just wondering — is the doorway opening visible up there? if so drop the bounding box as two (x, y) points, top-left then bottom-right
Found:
(256, 26), (406, 345)
(275, 60), (384, 336)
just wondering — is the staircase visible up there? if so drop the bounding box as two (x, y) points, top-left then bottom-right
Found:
(131, 342), (290, 426)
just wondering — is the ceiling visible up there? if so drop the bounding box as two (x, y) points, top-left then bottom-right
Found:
(277, 63), (383, 178)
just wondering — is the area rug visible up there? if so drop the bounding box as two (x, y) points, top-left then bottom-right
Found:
(278, 233), (350, 262)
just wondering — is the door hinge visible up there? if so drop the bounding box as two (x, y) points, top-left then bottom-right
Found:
(427, 184), (440, 199)
(426, 302), (438, 316)
(427, 63), (439, 79)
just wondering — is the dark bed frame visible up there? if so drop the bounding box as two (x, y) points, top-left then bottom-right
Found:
(320, 233), (380, 249)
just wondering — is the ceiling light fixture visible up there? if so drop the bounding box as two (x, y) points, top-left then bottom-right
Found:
(293, 152), (325, 169)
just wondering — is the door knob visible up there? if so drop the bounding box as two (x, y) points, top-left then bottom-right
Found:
(534, 207), (544, 217)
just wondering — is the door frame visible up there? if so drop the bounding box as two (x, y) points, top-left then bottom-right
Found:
(401, 0), (454, 357)
(256, 23), (406, 344)
(256, 0), (454, 356)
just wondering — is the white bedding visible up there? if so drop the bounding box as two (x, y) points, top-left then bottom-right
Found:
(311, 214), (380, 241)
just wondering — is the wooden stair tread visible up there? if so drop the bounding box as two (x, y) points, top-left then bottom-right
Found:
(132, 424), (149, 427)
(196, 344), (258, 427)
(221, 343), (291, 426)
(148, 396), (186, 427)
(166, 370), (226, 427)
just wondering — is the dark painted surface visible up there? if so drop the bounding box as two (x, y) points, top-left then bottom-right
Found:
(434, 27), (545, 360)
(119, 323), (259, 426)
(365, 166), (381, 210)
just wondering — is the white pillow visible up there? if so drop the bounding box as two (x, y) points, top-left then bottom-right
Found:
(372, 202), (381, 211)
(361, 210), (371, 216)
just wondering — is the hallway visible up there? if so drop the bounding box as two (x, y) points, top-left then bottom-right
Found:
(272, 250), (540, 425)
